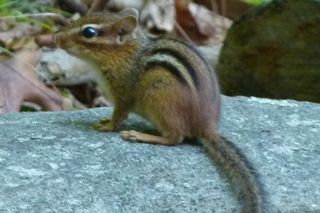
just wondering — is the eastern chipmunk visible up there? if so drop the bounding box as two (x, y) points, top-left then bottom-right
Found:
(55, 8), (264, 213)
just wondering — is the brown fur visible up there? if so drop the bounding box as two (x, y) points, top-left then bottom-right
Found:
(55, 9), (264, 212)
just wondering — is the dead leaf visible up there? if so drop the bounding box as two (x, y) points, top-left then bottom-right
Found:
(176, 0), (231, 44)
(56, 0), (89, 15)
(189, 3), (232, 44)
(106, 0), (144, 12)
(210, 0), (252, 19)
(175, 0), (210, 43)
(37, 49), (111, 108)
(0, 50), (62, 113)
(65, 83), (110, 108)
(0, 24), (41, 49)
(140, 0), (175, 34)
(87, 0), (109, 14)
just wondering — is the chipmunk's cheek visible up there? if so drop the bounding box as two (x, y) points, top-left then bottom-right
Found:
(54, 32), (73, 50)
(63, 45), (88, 58)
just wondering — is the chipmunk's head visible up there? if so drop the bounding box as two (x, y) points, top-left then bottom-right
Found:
(54, 8), (140, 63)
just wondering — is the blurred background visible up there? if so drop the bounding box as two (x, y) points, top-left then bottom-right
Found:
(1, 0), (319, 114)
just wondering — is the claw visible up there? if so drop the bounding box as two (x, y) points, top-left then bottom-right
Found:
(120, 130), (139, 141)
(94, 117), (114, 132)
(99, 118), (111, 125)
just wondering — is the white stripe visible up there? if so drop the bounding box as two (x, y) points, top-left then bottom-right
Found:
(146, 53), (196, 90)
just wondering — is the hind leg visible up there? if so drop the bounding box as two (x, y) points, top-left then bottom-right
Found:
(126, 69), (190, 145)
(120, 130), (183, 146)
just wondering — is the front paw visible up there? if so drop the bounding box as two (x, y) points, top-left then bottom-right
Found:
(95, 119), (113, 132)
(99, 118), (111, 125)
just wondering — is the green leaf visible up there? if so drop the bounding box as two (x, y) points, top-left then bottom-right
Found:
(243, 0), (272, 5)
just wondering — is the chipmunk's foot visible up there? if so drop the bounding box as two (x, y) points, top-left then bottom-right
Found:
(120, 130), (141, 141)
(120, 130), (180, 146)
(95, 118), (113, 132)
(99, 118), (111, 125)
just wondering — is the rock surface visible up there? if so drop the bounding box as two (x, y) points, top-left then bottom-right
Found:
(0, 96), (319, 213)
(217, 0), (320, 103)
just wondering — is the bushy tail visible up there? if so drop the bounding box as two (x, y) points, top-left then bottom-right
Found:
(202, 136), (264, 213)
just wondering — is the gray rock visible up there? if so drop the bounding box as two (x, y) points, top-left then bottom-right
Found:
(0, 96), (319, 213)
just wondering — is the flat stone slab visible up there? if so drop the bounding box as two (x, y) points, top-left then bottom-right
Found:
(0, 96), (319, 212)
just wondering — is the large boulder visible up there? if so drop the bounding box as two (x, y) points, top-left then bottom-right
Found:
(217, 0), (320, 103)
(0, 96), (319, 212)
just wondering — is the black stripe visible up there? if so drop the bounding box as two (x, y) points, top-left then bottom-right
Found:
(168, 38), (211, 70)
(163, 39), (216, 83)
(149, 48), (199, 87)
(145, 60), (189, 86)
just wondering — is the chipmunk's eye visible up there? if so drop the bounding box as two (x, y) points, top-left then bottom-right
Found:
(81, 26), (98, 38)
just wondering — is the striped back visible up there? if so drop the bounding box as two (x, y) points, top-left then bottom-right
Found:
(141, 38), (221, 122)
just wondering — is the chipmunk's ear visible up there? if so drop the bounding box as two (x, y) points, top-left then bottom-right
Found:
(119, 8), (139, 19)
(115, 8), (139, 44)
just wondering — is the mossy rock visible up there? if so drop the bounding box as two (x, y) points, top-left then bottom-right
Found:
(217, 0), (320, 103)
